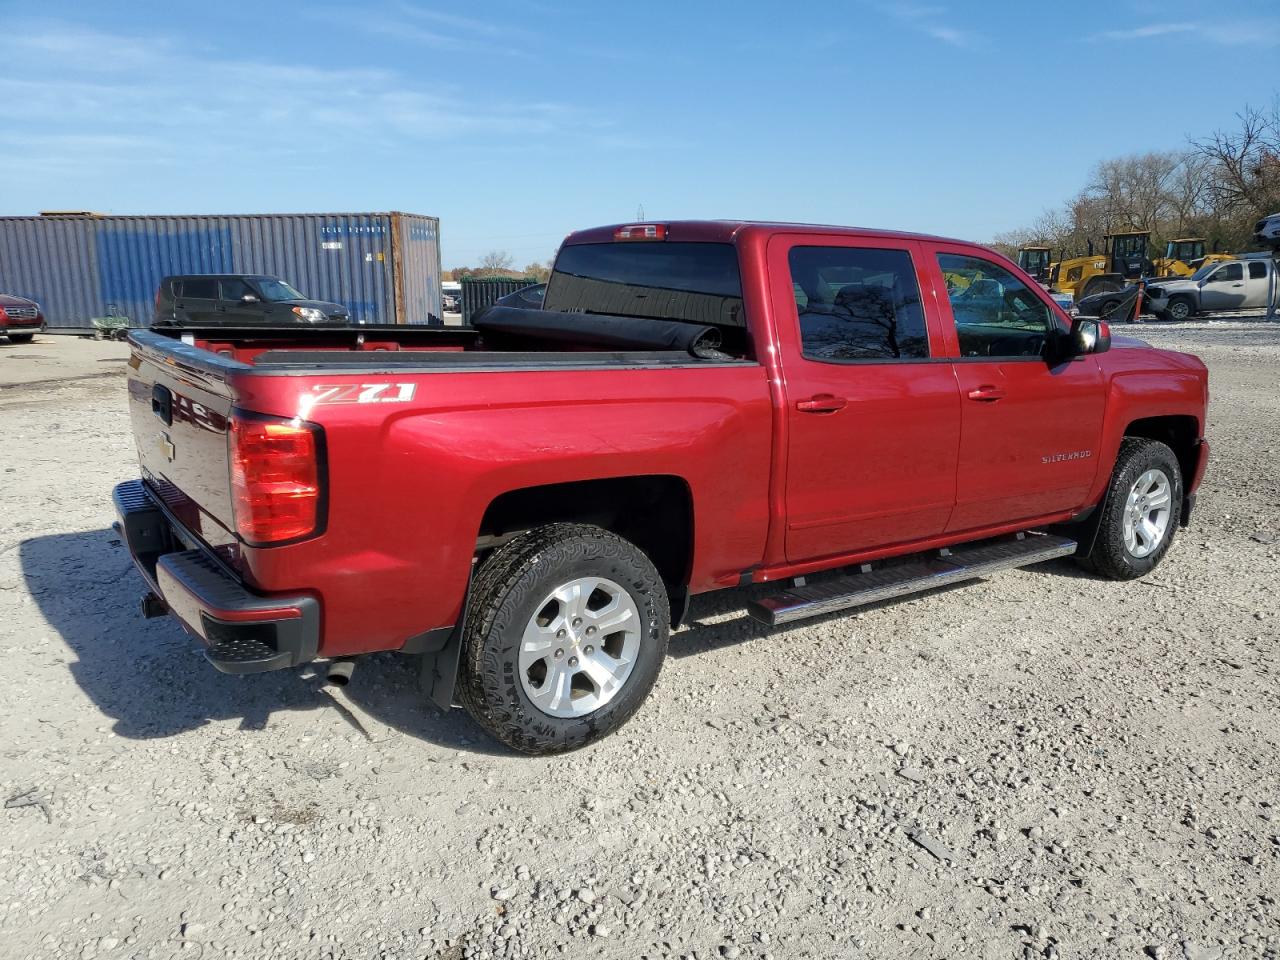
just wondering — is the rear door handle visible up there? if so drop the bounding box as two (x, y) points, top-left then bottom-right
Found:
(967, 385), (1006, 402)
(796, 394), (848, 413)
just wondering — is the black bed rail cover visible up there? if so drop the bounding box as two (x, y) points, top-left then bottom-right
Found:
(471, 305), (724, 358)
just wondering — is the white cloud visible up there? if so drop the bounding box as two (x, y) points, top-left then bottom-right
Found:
(925, 25), (972, 47)
(0, 17), (598, 180)
(878, 2), (978, 48)
(1094, 19), (1280, 45)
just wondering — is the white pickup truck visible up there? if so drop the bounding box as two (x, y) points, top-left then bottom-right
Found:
(1145, 256), (1276, 321)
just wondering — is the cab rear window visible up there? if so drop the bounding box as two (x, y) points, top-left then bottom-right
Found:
(545, 242), (745, 329)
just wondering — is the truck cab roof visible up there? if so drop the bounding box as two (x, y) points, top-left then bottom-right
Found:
(562, 220), (972, 248)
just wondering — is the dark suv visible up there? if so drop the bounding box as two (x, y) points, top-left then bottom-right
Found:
(154, 275), (350, 327)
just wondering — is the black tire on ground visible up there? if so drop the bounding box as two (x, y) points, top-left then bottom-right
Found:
(1099, 299), (1122, 320)
(5, 334), (34, 344)
(456, 522), (670, 754)
(1165, 296), (1195, 322)
(1075, 438), (1183, 581)
(1080, 278), (1122, 301)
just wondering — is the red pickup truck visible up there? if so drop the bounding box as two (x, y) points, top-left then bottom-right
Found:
(115, 221), (1209, 753)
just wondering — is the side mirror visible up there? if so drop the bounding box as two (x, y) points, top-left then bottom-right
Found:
(241, 294), (260, 304)
(1070, 316), (1111, 356)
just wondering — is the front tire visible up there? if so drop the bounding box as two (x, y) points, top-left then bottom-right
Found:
(1076, 438), (1182, 580)
(457, 523), (669, 754)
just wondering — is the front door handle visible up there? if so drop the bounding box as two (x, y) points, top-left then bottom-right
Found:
(796, 393), (848, 413)
(967, 385), (1006, 402)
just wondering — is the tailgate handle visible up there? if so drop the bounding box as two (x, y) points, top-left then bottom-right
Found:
(152, 384), (173, 425)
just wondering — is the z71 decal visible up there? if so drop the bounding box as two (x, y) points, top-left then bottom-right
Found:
(308, 383), (416, 405)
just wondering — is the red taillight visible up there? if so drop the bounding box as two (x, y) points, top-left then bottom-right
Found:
(614, 223), (667, 241)
(228, 413), (324, 545)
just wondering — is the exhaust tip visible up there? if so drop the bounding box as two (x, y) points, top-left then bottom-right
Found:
(325, 658), (356, 687)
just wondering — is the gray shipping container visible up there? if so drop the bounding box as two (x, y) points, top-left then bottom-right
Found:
(0, 211), (441, 328)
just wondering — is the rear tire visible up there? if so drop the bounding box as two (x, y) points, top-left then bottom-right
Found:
(1075, 438), (1182, 580)
(457, 523), (669, 754)
(5, 333), (34, 344)
(1165, 296), (1194, 322)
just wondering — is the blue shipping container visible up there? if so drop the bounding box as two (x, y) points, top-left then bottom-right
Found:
(0, 211), (441, 328)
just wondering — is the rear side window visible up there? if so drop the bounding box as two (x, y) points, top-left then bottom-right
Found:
(1249, 261), (1268, 280)
(545, 242), (744, 329)
(788, 246), (929, 361)
(181, 278), (217, 299)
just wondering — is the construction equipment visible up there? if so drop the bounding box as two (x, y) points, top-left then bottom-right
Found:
(1016, 246), (1054, 284)
(1047, 231), (1152, 302)
(1151, 238), (1233, 278)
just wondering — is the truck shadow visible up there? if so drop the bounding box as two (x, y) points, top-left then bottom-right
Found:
(20, 529), (1088, 753)
(18, 528), (510, 755)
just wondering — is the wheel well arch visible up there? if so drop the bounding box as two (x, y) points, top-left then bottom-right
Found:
(1122, 415), (1200, 485)
(476, 475), (694, 616)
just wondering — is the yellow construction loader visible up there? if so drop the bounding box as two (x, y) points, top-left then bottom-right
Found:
(1016, 246), (1054, 285)
(1018, 231), (1153, 302)
(1150, 238), (1233, 278)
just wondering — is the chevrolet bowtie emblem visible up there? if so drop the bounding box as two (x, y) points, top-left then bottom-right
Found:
(160, 433), (176, 462)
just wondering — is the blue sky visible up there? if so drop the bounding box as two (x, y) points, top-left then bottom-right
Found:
(1, 0), (1277, 268)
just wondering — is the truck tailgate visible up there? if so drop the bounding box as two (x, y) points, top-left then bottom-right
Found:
(127, 336), (239, 555)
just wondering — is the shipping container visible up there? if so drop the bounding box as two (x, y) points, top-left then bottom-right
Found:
(460, 276), (539, 325)
(0, 211), (441, 328)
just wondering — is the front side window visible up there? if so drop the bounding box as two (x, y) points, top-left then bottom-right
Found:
(937, 253), (1054, 359)
(1211, 263), (1243, 283)
(220, 279), (253, 301)
(788, 246), (929, 361)
(255, 278), (307, 301)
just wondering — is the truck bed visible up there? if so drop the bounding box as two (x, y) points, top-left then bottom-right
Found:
(142, 317), (746, 373)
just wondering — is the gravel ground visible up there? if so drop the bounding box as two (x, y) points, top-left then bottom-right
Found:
(1, 323), (1277, 960)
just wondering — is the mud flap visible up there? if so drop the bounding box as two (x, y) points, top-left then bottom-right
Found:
(1053, 504), (1103, 559)
(420, 626), (463, 710)
(419, 567), (472, 710)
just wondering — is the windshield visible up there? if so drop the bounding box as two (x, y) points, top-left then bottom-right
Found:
(1188, 263), (1219, 282)
(545, 242), (744, 328)
(254, 278), (307, 301)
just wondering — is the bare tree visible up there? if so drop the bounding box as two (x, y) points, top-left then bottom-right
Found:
(1192, 103), (1280, 247)
(1193, 105), (1280, 212)
(522, 261), (552, 282)
(479, 250), (515, 275)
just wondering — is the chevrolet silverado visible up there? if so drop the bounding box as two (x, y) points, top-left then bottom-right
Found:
(114, 221), (1209, 753)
